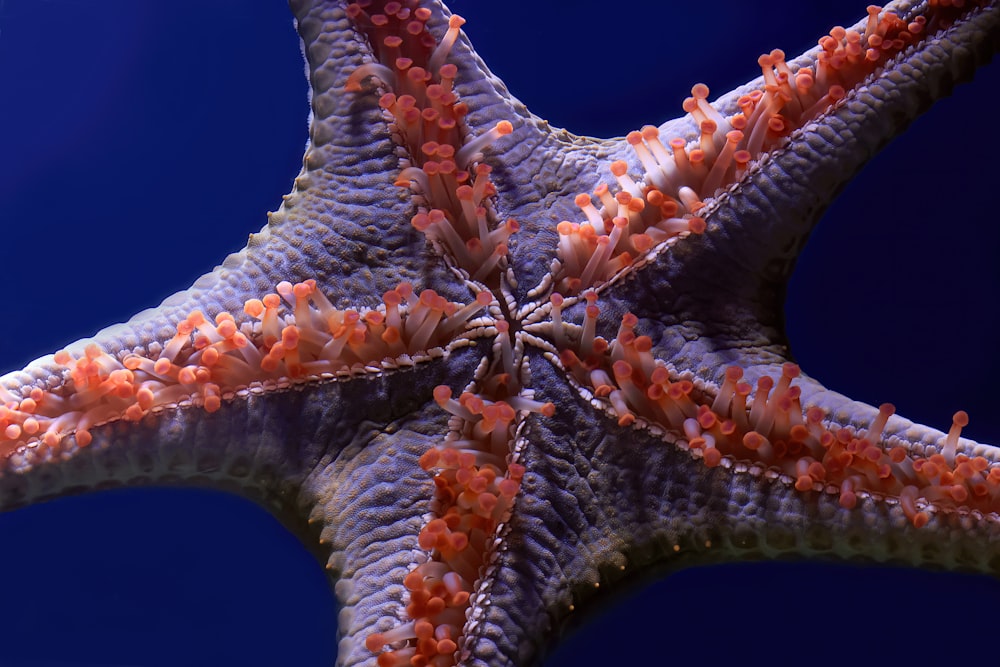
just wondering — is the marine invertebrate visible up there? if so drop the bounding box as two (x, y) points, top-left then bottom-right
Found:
(1, 1), (1000, 667)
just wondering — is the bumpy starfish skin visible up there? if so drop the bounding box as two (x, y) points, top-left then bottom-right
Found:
(3, 1), (1000, 666)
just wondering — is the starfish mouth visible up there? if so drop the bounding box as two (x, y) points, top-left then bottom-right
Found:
(340, 5), (554, 665)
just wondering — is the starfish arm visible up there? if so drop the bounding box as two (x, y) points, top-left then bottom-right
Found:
(554, 0), (1000, 461)
(291, 344), (489, 667)
(0, 0), (506, 508)
(555, 1), (999, 377)
(0, 0), (484, 394)
(288, 0), (475, 304)
(303, 407), (443, 667)
(470, 355), (1000, 666)
(690, 0), (1000, 298)
(0, 333), (479, 521)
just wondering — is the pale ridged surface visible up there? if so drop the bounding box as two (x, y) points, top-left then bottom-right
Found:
(310, 420), (440, 667)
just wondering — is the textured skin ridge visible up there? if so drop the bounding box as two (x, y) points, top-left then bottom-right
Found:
(287, 1), (471, 304)
(313, 420), (440, 667)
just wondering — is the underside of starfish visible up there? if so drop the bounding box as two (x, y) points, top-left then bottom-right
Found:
(1, 1), (1000, 667)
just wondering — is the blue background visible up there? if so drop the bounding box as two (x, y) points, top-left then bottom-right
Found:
(0, 1), (998, 665)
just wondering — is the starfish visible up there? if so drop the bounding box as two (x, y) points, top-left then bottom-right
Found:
(1, 1), (1000, 667)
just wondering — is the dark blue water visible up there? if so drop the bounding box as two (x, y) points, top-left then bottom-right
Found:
(0, 2), (997, 666)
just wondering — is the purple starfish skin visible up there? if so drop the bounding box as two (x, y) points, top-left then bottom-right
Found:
(1, 1), (1000, 667)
